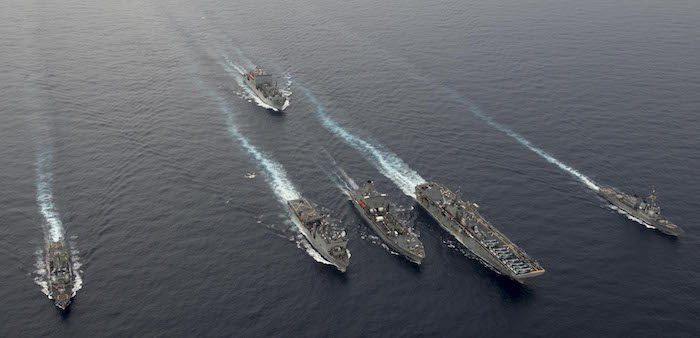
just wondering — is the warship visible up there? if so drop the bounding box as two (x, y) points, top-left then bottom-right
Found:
(46, 241), (74, 310)
(598, 185), (683, 236)
(348, 180), (425, 264)
(288, 198), (350, 272)
(243, 66), (287, 111)
(415, 182), (544, 282)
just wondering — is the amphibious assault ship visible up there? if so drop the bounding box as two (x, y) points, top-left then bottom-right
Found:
(243, 66), (287, 111)
(46, 241), (74, 310)
(348, 180), (425, 264)
(415, 182), (544, 281)
(288, 198), (350, 272)
(598, 186), (683, 236)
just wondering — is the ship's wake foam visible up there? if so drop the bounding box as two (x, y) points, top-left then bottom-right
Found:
(302, 88), (425, 197)
(214, 92), (300, 203)
(461, 100), (600, 192)
(69, 243), (84, 296)
(33, 249), (50, 297)
(317, 151), (359, 197)
(36, 147), (64, 242)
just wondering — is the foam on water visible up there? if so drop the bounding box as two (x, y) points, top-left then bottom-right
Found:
(35, 148), (65, 242)
(456, 97), (600, 191)
(70, 243), (84, 296)
(215, 97), (300, 203)
(301, 88), (426, 197)
(32, 249), (50, 297)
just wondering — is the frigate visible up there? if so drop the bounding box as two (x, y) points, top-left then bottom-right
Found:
(415, 182), (544, 282)
(243, 67), (287, 111)
(288, 198), (350, 272)
(348, 180), (425, 264)
(598, 186), (683, 236)
(46, 241), (74, 310)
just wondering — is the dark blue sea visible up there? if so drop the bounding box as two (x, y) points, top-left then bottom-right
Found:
(1, 0), (699, 336)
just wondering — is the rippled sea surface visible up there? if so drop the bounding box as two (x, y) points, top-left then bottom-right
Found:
(1, 0), (699, 336)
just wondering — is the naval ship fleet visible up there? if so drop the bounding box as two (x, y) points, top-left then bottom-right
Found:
(46, 241), (74, 310)
(243, 66), (287, 111)
(30, 59), (690, 312)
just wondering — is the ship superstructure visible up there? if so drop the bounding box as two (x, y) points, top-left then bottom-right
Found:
(288, 198), (350, 272)
(46, 241), (74, 310)
(348, 180), (425, 264)
(415, 182), (544, 281)
(243, 67), (287, 111)
(598, 186), (683, 236)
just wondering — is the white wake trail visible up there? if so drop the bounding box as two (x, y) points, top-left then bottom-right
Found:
(302, 88), (425, 197)
(196, 77), (335, 265)
(464, 101), (600, 191)
(35, 147), (65, 242)
(217, 98), (301, 203)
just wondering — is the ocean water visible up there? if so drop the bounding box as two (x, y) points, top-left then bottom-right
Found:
(1, 0), (699, 336)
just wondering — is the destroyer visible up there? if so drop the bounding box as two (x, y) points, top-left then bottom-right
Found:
(415, 182), (544, 281)
(598, 186), (683, 236)
(46, 241), (74, 310)
(243, 66), (287, 111)
(348, 180), (425, 264)
(288, 198), (350, 272)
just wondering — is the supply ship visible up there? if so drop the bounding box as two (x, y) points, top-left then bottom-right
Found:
(598, 186), (683, 236)
(243, 66), (287, 111)
(46, 241), (74, 310)
(288, 198), (350, 272)
(348, 180), (425, 264)
(415, 182), (544, 281)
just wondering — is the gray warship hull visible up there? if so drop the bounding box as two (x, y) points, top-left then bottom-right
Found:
(415, 183), (544, 282)
(243, 68), (287, 111)
(598, 186), (683, 236)
(349, 199), (424, 264)
(288, 199), (350, 272)
(46, 241), (74, 310)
